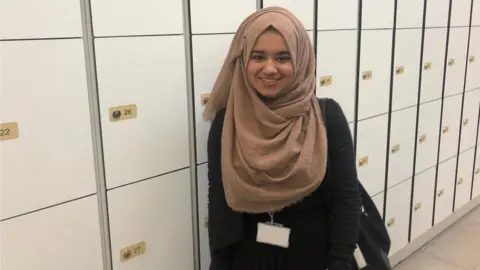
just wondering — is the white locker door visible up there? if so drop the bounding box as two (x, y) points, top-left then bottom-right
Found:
(391, 29), (422, 111)
(420, 28), (447, 103)
(385, 179), (412, 255)
(460, 89), (480, 151)
(472, 0), (480, 26)
(466, 27), (480, 91)
(0, 197), (103, 270)
(455, 149), (475, 211)
(439, 94), (462, 162)
(356, 114), (389, 196)
(107, 169), (195, 270)
(317, 0), (358, 30)
(450, 0), (473, 27)
(362, 0), (395, 29)
(415, 100), (442, 174)
(94, 36), (191, 189)
(263, 0), (315, 30)
(357, 30), (393, 120)
(396, 0), (425, 28)
(0, 40), (96, 219)
(444, 28), (469, 97)
(387, 107), (417, 188)
(425, 0), (450, 27)
(410, 166), (436, 241)
(434, 156), (457, 225)
(190, 0), (256, 34)
(192, 34), (235, 164)
(316, 30), (358, 123)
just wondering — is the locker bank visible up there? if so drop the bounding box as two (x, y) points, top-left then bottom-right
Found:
(1, 0), (479, 269)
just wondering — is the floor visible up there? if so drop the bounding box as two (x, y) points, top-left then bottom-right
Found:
(393, 206), (480, 270)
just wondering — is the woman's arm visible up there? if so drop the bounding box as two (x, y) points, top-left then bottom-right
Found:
(207, 109), (243, 270)
(323, 99), (362, 270)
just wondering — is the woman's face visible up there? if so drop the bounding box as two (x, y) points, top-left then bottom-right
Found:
(246, 30), (294, 99)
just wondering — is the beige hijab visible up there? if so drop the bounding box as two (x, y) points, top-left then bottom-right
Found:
(203, 7), (328, 213)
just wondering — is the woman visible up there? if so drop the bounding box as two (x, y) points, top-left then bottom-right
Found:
(203, 6), (362, 270)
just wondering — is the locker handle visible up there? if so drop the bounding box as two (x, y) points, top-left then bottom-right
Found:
(391, 144), (400, 154)
(442, 126), (449, 134)
(458, 178), (464, 185)
(201, 93), (210, 106)
(469, 55), (475, 63)
(395, 66), (405, 75)
(437, 189), (444, 197)
(419, 134), (427, 143)
(359, 156), (369, 166)
(475, 168), (480, 174)
(414, 202), (422, 211)
(463, 118), (469, 126)
(319, 75), (333, 86)
(448, 58), (455, 66)
(424, 62), (432, 70)
(387, 217), (396, 228)
(362, 70), (372, 80)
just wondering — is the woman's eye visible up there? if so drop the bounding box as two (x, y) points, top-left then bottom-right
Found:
(251, 55), (264, 61)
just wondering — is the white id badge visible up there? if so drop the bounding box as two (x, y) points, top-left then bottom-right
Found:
(353, 244), (367, 268)
(256, 222), (291, 248)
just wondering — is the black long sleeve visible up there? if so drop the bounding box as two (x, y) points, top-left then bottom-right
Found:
(322, 99), (362, 270)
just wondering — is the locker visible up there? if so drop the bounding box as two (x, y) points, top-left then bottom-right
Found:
(425, 0), (450, 28)
(384, 179), (412, 255)
(89, 0), (184, 36)
(372, 192), (386, 220)
(439, 94), (462, 162)
(197, 164), (210, 270)
(473, 0), (480, 26)
(0, 196), (103, 270)
(361, 0), (394, 29)
(0, 40), (96, 219)
(190, 0), (256, 34)
(94, 36), (190, 189)
(410, 166), (436, 241)
(460, 89), (480, 151)
(387, 106), (417, 188)
(420, 28), (448, 103)
(415, 100), (442, 174)
(392, 28), (422, 111)
(434, 156), (457, 225)
(107, 169), (194, 270)
(396, 0), (425, 29)
(192, 34), (234, 164)
(450, 0), (473, 27)
(444, 27), (469, 97)
(356, 114), (389, 197)
(316, 0), (358, 30)
(455, 148), (474, 211)
(466, 27), (480, 91)
(473, 147), (480, 199)
(316, 30), (358, 123)
(357, 30), (393, 120)
(0, 0), (82, 39)
(263, 0), (314, 30)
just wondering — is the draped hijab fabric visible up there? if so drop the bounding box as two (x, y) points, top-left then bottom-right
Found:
(203, 6), (328, 213)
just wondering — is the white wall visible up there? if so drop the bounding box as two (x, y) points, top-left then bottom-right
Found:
(0, 0), (479, 270)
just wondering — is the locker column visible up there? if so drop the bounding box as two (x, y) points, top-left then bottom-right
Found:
(87, 0), (194, 269)
(189, 0), (257, 269)
(0, 1), (102, 270)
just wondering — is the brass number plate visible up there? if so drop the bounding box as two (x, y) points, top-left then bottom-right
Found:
(391, 144), (400, 154)
(414, 202), (422, 211)
(362, 70), (372, 80)
(201, 93), (210, 106)
(469, 55), (475, 63)
(419, 134), (426, 143)
(387, 217), (396, 228)
(448, 58), (455, 66)
(395, 66), (405, 75)
(120, 241), (146, 262)
(424, 62), (432, 70)
(358, 156), (369, 166)
(109, 104), (137, 122)
(319, 75), (333, 87)
(0, 122), (19, 141)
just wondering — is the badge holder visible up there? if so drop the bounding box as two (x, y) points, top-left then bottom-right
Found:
(256, 213), (291, 248)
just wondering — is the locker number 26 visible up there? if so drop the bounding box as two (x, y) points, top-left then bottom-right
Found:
(109, 104), (138, 122)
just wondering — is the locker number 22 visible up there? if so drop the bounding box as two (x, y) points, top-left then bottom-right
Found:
(109, 104), (138, 122)
(0, 122), (19, 141)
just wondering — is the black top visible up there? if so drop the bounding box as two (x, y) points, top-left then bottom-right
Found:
(207, 98), (362, 270)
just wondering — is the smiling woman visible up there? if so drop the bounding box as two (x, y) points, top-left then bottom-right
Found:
(203, 6), (361, 270)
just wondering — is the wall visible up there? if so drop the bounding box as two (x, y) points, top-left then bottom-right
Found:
(0, 0), (479, 270)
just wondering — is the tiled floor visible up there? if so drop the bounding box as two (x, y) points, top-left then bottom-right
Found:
(394, 206), (480, 270)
